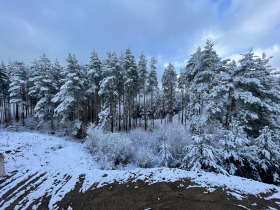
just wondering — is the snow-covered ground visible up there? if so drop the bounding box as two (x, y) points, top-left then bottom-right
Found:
(0, 131), (280, 209)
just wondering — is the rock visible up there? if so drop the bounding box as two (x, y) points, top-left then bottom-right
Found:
(0, 153), (5, 176)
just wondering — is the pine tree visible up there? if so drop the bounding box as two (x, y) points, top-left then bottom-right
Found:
(138, 52), (148, 130)
(32, 54), (57, 129)
(186, 41), (223, 134)
(124, 48), (138, 130)
(53, 54), (85, 134)
(88, 50), (103, 125)
(232, 50), (280, 137)
(99, 52), (119, 132)
(9, 61), (28, 125)
(255, 126), (280, 183)
(178, 68), (186, 125)
(0, 62), (9, 124)
(147, 57), (158, 128)
(162, 63), (177, 123)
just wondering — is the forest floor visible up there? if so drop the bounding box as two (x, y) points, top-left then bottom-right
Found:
(0, 130), (280, 209)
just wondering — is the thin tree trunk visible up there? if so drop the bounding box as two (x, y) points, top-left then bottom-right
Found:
(170, 87), (173, 123)
(135, 93), (137, 127)
(110, 99), (114, 133)
(139, 92), (141, 127)
(95, 89), (98, 125)
(129, 88), (131, 130)
(181, 91), (184, 125)
(21, 104), (24, 126)
(151, 87), (154, 128)
(144, 85), (147, 131)
(16, 103), (19, 122)
(119, 95), (121, 131)
(123, 89), (126, 131)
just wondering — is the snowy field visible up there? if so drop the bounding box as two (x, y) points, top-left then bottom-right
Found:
(0, 131), (280, 209)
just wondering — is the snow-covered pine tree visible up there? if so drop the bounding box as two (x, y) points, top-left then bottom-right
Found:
(186, 40), (223, 134)
(8, 61), (29, 125)
(123, 48), (139, 130)
(52, 54), (85, 135)
(88, 49), (103, 125)
(182, 134), (225, 173)
(178, 68), (186, 125)
(254, 126), (280, 183)
(224, 60), (237, 130)
(52, 59), (63, 95)
(161, 63), (177, 123)
(147, 57), (158, 128)
(0, 62), (10, 124)
(32, 54), (57, 129)
(99, 52), (119, 132)
(185, 47), (202, 132)
(232, 50), (280, 138)
(220, 121), (247, 175)
(138, 52), (148, 130)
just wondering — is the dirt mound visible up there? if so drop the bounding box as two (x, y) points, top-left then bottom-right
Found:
(1, 173), (280, 210)
(57, 179), (279, 210)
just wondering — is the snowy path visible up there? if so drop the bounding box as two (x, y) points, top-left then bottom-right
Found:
(0, 131), (280, 209)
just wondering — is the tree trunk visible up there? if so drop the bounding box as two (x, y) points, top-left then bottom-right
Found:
(16, 103), (19, 122)
(119, 95), (121, 131)
(144, 85), (147, 131)
(181, 91), (184, 125)
(95, 89), (98, 125)
(21, 104), (24, 126)
(129, 88), (131, 130)
(110, 99), (114, 133)
(151, 87), (154, 128)
(135, 92), (138, 128)
(123, 89), (126, 131)
(139, 92), (141, 127)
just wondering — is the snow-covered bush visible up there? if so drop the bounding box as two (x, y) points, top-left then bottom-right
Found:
(129, 129), (159, 168)
(159, 137), (173, 167)
(97, 108), (111, 132)
(86, 125), (133, 169)
(155, 123), (190, 167)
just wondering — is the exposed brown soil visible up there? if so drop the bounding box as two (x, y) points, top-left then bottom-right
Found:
(56, 178), (280, 210)
(1, 174), (280, 210)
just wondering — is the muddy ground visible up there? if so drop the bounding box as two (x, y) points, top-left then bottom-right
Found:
(1, 173), (280, 210)
(54, 178), (280, 210)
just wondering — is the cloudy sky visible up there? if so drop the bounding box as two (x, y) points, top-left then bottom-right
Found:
(1, 0), (279, 78)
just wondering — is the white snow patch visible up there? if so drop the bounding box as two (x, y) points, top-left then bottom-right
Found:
(227, 191), (246, 200)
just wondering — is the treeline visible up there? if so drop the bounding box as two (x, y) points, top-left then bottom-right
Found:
(0, 40), (280, 140)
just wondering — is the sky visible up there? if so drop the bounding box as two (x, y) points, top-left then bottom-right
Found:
(0, 0), (280, 79)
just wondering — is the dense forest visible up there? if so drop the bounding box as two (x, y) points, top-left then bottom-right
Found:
(0, 40), (280, 184)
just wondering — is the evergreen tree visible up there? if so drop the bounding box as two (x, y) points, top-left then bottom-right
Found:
(124, 48), (138, 130)
(186, 41), (223, 134)
(99, 52), (119, 132)
(138, 52), (148, 130)
(0, 62), (9, 123)
(32, 54), (57, 129)
(162, 63), (177, 123)
(178, 68), (186, 125)
(147, 57), (158, 127)
(53, 54), (85, 134)
(88, 49), (103, 125)
(232, 50), (280, 137)
(254, 126), (280, 183)
(9, 61), (28, 125)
